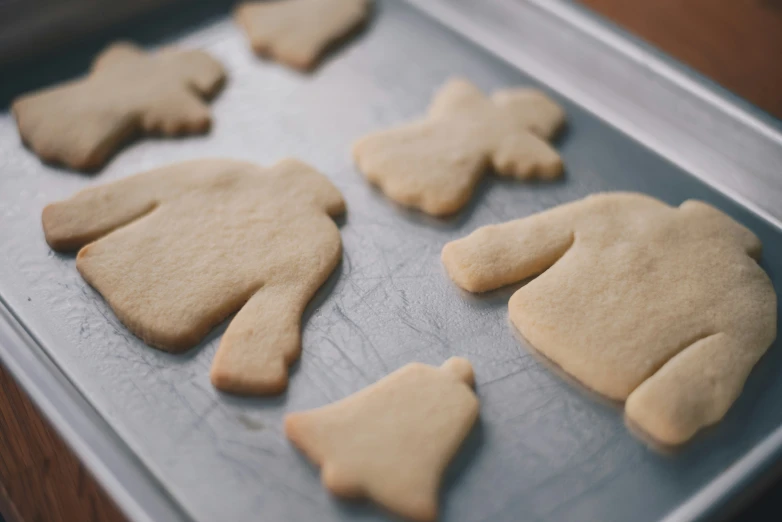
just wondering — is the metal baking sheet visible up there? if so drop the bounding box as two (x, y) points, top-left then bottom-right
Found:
(1, 1), (782, 521)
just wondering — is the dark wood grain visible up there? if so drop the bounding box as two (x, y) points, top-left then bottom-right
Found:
(0, 363), (126, 522)
(579, 0), (782, 119)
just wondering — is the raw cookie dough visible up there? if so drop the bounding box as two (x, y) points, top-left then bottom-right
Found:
(12, 42), (225, 171)
(285, 357), (479, 522)
(442, 192), (777, 445)
(42, 158), (345, 395)
(235, 0), (371, 70)
(353, 78), (565, 216)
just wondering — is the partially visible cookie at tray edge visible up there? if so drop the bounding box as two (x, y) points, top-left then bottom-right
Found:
(42, 158), (345, 396)
(12, 42), (225, 171)
(235, 0), (371, 71)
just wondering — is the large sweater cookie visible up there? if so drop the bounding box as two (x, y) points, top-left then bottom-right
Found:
(235, 0), (371, 70)
(285, 357), (479, 522)
(353, 78), (565, 216)
(13, 42), (225, 171)
(43, 159), (345, 395)
(442, 192), (777, 445)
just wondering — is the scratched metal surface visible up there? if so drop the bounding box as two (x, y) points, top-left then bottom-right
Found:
(0, 1), (781, 521)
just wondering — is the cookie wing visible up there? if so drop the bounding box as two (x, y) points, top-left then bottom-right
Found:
(137, 48), (225, 135)
(12, 79), (139, 171)
(160, 48), (226, 98)
(491, 88), (566, 140)
(492, 132), (563, 180)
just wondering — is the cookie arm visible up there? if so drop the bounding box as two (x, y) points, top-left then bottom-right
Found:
(442, 202), (580, 293)
(625, 331), (772, 445)
(42, 172), (162, 251)
(210, 220), (343, 395)
(210, 283), (305, 395)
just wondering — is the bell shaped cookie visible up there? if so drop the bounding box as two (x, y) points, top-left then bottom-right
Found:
(235, 0), (371, 70)
(13, 42), (225, 171)
(43, 158), (345, 395)
(442, 192), (776, 445)
(285, 357), (479, 521)
(353, 78), (565, 216)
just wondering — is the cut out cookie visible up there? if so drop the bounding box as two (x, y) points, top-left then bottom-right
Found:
(43, 158), (345, 395)
(285, 357), (479, 521)
(12, 42), (225, 171)
(353, 78), (565, 216)
(235, 0), (371, 70)
(442, 192), (777, 445)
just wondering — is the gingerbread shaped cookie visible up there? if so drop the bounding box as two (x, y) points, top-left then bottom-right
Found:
(353, 78), (565, 216)
(235, 0), (371, 70)
(13, 42), (225, 171)
(43, 159), (345, 395)
(285, 357), (479, 521)
(442, 193), (777, 445)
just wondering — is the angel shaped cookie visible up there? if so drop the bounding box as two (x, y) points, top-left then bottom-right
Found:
(13, 42), (225, 171)
(235, 0), (371, 70)
(43, 159), (345, 395)
(285, 357), (479, 521)
(442, 193), (777, 445)
(353, 78), (565, 216)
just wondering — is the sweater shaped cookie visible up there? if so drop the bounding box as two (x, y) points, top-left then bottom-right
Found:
(353, 78), (565, 216)
(285, 357), (479, 522)
(13, 42), (225, 171)
(43, 159), (345, 395)
(442, 192), (777, 445)
(235, 0), (371, 70)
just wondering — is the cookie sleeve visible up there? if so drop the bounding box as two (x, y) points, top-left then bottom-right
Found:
(625, 332), (764, 445)
(42, 169), (163, 251)
(441, 200), (583, 293)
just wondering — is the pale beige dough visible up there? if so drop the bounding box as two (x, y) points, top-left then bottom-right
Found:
(285, 357), (479, 522)
(235, 0), (371, 70)
(353, 78), (565, 216)
(442, 192), (777, 445)
(42, 159), (345, 396)
(12, 42), (225, 171)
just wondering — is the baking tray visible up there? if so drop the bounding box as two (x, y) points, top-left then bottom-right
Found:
(1, 1), (782, 521)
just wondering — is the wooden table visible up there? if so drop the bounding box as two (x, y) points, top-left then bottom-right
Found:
(580, 0), (782, 120)
(1, 1), (781, 521)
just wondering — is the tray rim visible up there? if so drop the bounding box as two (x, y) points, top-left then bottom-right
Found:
(0, 1), (781, 521)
